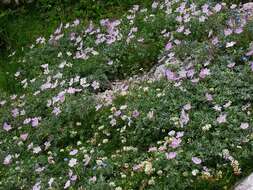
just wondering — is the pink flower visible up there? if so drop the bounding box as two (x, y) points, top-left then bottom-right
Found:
(165, 42), (173, 51)
(3, 122), (12, 131)
(166, 152), (177, 159)
(205, 93), (213, 101)
(180, 109), (189, 126)
(176, 131), (184, 138)
(202, 4), (210, 15)
(199, 68), (210, 79)
(158, 146), (166, 151)
(73, 19), (80, 26)
(32, 182), (41, 190)
(211, 37), (219, 45)
(227, 62), (236, 68)
(20, 133), (28, 141)
(192, 157), (202, 165)
(243, 3), (253, 11)
(114, 110), (121, 117)
(132, 110), (140, 118)
(148, 147), (158, 152)
(246, 49), (253, 56)
(214, 3), (222, 12)
(70, 175), (77, 181)
(240, 122), (249, 129)
(217, 113), (227, 124)
(165, 69), (178, 81)
(187, 69), (195, 78)
(250, 62), (253, 71)
(31, 117), (40, 127)
(176, 26), (184, 33)
(91, 81), (100, 90)
(133, 164), (142, 171)
(11, 108), (19, 118)
(235, 28), (243, 34)
(224, 28), (233, 36)
(67, 87), (76, 94)
(52, 107), (61, 116)
(170, 138), (181, 148)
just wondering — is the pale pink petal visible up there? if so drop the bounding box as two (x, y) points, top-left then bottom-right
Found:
(166, 152), (177, 159)
(240, 122), (249, 129)
(192, 157), (202, 165)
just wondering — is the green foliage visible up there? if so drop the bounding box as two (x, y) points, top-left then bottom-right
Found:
(1, 0), (253, 189)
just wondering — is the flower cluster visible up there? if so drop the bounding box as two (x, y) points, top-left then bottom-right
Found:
(1, 1), (253, 189)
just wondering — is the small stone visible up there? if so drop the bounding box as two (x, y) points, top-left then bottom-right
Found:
(234, 173), (253, 190)
(154, 64), (166, 79)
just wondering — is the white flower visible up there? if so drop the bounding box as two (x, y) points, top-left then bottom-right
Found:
(91, 81), (100, 90)
(89, 176), (97, 183)
(168, 130), (176, 136)
(107, 60), (113, 65)
(144, 161), (153, 175)
(14, 71), (20, 77)
(80, 78), (88, 87)
(217, 113), (227, 124)
(64, 180), (71, 189)
(33, 146), (42, 154)
(240, 122), (249, 129)
(110, 119), (117, 126)
(148, 177), (155, 185)
(96, 159), (103, 166)
(44, 141), (51, 150)
(202, 124), (212, 131)
(95, 104), (102, 111)
(213, 105), (222, 112)
(32, 182), (41, 190)
(3, 154), (12, 165)
(224, 101), (232, 108)
(192, 169), (199, 176)
(68, 158), (78, 167)
(48, 178), (54, 188)
(109, 182), (116, 187)
(120, 105), (127, 110)
(147, 111), (154, 120)
(226, 41), (236, 48)
(69, 149), (78, 156)
(28, 142), (34, 150)
(66, 51), (72, 56)
(57, 52), (62, 57)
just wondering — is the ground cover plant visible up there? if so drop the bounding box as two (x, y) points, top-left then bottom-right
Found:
(0, 0), (152, 92)
(0, 0), (253, 189)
